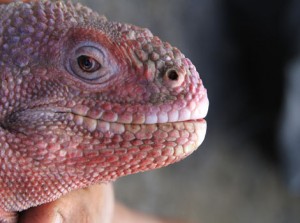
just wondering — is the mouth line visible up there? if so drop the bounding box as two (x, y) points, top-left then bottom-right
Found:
(3, 108), (207, 144)
(16, 105), (206, 125)
(59, 110), (206, 125)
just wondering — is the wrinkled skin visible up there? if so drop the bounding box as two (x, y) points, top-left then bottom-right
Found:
(0, 0), (208, 222)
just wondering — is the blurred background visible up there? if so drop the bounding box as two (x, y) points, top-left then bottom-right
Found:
(81, 0), (300, 222)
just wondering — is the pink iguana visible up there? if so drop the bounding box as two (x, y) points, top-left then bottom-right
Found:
(0, 0), (208, 222)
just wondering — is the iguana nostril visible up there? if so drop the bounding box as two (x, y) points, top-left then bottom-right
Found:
(163, 68), (184, 88)
(166, 69), (179, 81)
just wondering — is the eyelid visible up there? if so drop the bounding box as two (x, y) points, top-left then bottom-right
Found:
(65, 41), (119, 84)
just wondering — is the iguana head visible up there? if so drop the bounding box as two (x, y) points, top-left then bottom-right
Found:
(0, 0), (208, 212)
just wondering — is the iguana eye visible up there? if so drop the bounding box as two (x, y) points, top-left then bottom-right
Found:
(68, 45), (115, 83)
(77, 55), (101, 73)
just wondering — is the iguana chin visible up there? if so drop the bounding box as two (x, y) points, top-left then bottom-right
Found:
(0, 0), (209, 222)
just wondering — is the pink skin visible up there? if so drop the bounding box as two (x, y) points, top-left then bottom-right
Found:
(18, 184), (188, 223)
(0, 1), (208, 222)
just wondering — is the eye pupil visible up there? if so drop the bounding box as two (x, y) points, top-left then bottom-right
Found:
(77, 55), (101, 72)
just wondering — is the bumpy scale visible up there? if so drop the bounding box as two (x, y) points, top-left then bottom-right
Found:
(0, 1), (209, 222)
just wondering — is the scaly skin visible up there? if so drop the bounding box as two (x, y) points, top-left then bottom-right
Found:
(0, 0), (209, 222)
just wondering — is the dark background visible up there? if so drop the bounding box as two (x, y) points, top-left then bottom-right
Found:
(82, 1), (300, 222)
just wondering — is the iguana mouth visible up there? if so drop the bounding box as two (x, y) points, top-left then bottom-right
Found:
(3, 108), (207, 157)
(67, 94), (209, 125)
